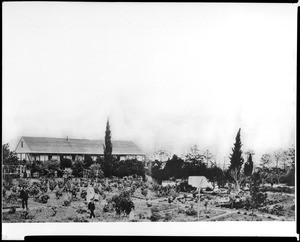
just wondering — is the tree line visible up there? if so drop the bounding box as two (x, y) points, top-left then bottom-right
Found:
(2, 123), (295, 188)
(150, 128), (295, 189)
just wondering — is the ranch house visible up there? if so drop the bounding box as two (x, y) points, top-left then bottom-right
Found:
(15, 136), (145, 163)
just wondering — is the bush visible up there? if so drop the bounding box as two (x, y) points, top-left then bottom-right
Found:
(28, 185), (40, 197)
(114, 159), (146, 180)
(60, 158), (72, 170)
(18, 178), (30, 188)
(37, 194), (50, 204)
(55, 190), (63, 199)
(90, 164), (104, 178)
(150, 212), (161, 222)
(3, 176), (14, 190)
(164, 212), (172, 221)
(76, 204), (88, 214)
(250, 172), (267, 209)
(176, 181), (196, 193)
(63, 198), (72, 206)
(74, 215), (88, 222)
(185, 207), (197, 216)
(111, 191), (135, 216)
(80, 190), (87, 199)
(269, 204), (284, 216)
(20, 210), (35, 220)
(8, 207), (16, 214)
(141, 188), (148, 197)
(57, 180), (64, 188)
(49, 179), (58, 191)
(103, 204), (110, 212)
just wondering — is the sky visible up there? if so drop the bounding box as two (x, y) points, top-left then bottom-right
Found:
(2, 3), (297, 166)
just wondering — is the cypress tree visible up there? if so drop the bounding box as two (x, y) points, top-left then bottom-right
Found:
(103, 118), (113, 176)
(228, 128), (244, 189)
(229, 128), (244, 171)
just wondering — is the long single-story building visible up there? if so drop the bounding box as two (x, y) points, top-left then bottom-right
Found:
(15, 136), (145, 162)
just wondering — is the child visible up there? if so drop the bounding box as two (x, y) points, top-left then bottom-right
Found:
(88, 198), (96, 220)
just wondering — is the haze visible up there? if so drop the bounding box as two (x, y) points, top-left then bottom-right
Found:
(2, 3), (296, 165)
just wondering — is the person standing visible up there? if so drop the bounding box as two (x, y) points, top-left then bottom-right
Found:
(86, 182), (95, 203)
(88, 198), (96, 220)
(19, 186), (29, 210)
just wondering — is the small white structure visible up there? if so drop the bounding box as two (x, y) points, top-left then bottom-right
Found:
(188, 176), (212, 189)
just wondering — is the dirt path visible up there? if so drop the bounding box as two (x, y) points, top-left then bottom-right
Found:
(2, 205), (47, 213)
(201, 208), (235, 221)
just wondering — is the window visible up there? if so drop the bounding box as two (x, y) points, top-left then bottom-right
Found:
(21, 141), (23, 148)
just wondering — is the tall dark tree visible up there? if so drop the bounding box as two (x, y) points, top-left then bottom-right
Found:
(114, 159), (146, 180)
(244, 153), (254, 177)
(2, 143), (19, 165)
(206, 165), (227, 189)
(60, 158), (72, 170)
(72, 159), (84, 177)
(151, 160), (167, 183)
(102, 118), (113, 177)
(164, 155), (185, 179)
(228, 128), (244, 191)
(83, 154), (93, 169)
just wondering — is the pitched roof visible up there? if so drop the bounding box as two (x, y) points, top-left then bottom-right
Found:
(17, 136), (144, 155)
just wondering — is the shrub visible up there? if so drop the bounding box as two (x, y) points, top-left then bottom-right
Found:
(103, 204), (110, 212)
(20, 211), (33, 220)
(74, 215), (88, 222)
(114, 159), (146, 180)
(250, 172), (267, 209)
(60, 158), (72, 170)
(164, 212), (172, 221)
(269, 204), (284, 216)
(176, 181), (196, 193)
(38, 194), (50, 204)
(57, 180), (64, 188)
(76, 204), (88, 214)
(28, 185), (40, 197)
(55, 190), (63, 199)
(141, 188), (148, 197)
(8, 207), (16, 214)
(151, 206), (160, 213)
(80, 190), (87, 199)
(185, 208), (197, 216)
(18, 178), (30, 188)
(63, 198), (71, 206)
(49, 179), (58, 191)
(90, 164), (104, 179)
(150, 212), (161, 222)
(111, 191), (135, 216)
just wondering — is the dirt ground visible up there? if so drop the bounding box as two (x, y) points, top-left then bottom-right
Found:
(2, 179), (295, 223)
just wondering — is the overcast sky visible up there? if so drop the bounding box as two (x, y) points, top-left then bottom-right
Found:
(2, 3), (296, 165)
